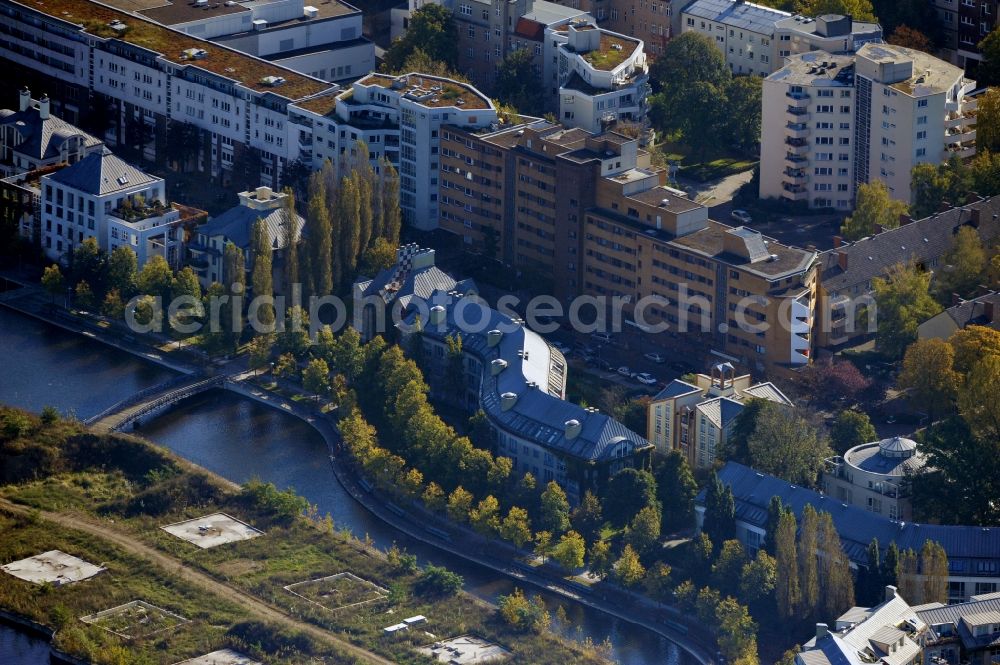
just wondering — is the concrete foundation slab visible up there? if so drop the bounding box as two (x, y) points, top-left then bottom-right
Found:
(418, 635), (512, 664)
(161, 513), (263, 549)
(172, 649), (262, 665)
(1, 550), (106, 585)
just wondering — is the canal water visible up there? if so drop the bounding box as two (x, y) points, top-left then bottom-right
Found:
(0, 308), (691, 665)
(0, 623), (50, 664)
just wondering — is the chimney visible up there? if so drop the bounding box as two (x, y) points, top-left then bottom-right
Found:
(833, 235), (842, 249)
(490, 358), (508, 375)
(885, 585), (897, 602)
(939, 201), (951, 213)
(951, 293), (962, 307)
(970, 207), (982, 226)
(255, 185), (272, 201)
(815, 623), (829, 642)
(837, 251), (848, 271)
(985, 298), (997, 323)
(487, 329), (503, 347)
(565, 419), (582, 440)
(429, 305), (446, 327)
(19, 87), (30, 112)
(38, 94), (50, 120)
(500, 392), (518, 411)
(898, 213), (912, 226)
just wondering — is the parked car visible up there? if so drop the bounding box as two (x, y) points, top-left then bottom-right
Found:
(635, 372), (658, 386)
(644, 352), (666, 364)
(731, 209), (753, 224)
(617, 366), (634, 378)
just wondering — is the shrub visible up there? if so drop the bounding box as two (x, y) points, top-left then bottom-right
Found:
(415, 565), (463, 596)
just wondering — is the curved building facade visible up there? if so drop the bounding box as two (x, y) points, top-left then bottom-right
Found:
(822, 436), (926, 521)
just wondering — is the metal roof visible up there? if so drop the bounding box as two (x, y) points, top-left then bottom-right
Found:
(702, 462), (1000, 575)
(682, 0), (789, 33)
(45, 148), (158, 196)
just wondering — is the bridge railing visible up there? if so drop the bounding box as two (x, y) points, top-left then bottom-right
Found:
(84, 374), (198, 425)
(112, 376), (225, 429)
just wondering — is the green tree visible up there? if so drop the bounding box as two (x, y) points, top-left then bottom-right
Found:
(306, 173), (333, 297)
(841, 181), (908, 240)
(976, 88), (1000, 153)
(830, 410), (878, 455)
(935, 225), (986, 302)
(615, 544), (646, 588)
(302, 358), (330, 397)
(498, 588), (550, 633)
(495, 49), (545, 116)
(897, 547), (920, 603)
(551, 530), (586, 570)
(379, 158), (402, 246)
(469, 495), (501, 539)
(625, 504), (662, 556)
(799, 504), (820, 618)
(102, 288), (125, 319)
(887, 25), (933, 51)
(589, 539), (613, 579)
(571, 490), (604, 544)
(107, 246), (138, 298)
(775, 509), (800, 619)
(978, 29), (1000, 87)
(858, 538), (883, 607)
(137, 254), (174, 302)
(898, 338), (959, 422)
(714, 597), (759, 665)
(656, 450), (698, 532)
(70, 238), (107, 297)
(422, 482), (447, 512)
(713, 539), (748, 597)
(920, 540), (949, 605)
(740, 550), (777, 609)
(949, 325), (1000, 375)
(539, 481), (571, 534)
(763, 495), (786, 556)
(247, 334), (273, 374)
(360, 237), (397, 275)
(329, 326), (365, 381)
(500, 506), (533, 548)
(447, 485), (474, 524)
(171, 266), (202, 302)
(747, 403), (831, 486)
(41, 264), (64, 303)
(911, 157), (972, 220)
(337, 174), (362, 288)
(603, 468), (658, 527)
(725, 76), (762, 151)
(818, 511), (854, 619)
(882, 541), (900, 588)
(703, 472), (736, 544)
(650, 31), (729, 94)
(398, 467), (424, 500)
(872, 262), (943, 358)
(281, 187), (299, 296)
(278, 306), (311, 357)
(416, 565), (463, 596)
(222, 242), (246, 350)
(793, 0), (875, 21)
(534, 530), (553, 563)
(957, 354), (1000, 441)
(74, 280), (95, 309)
(250, 217), (274, 328)
(382, 4), (458, 73)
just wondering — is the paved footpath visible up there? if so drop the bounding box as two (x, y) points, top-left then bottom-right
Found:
(0, 497), (395, 665)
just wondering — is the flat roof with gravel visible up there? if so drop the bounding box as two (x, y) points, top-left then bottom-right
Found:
(172, 649), (262, 665)
(1, 550), (106, 585)
(418, 635), (512, 664)
(161, 513), (263, 549)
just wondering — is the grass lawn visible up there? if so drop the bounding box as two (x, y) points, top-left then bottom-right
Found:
(653, 140), (757, 182)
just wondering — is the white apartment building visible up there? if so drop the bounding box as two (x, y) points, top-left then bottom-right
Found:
(822, 436), (926, 522)
(646, 362), (791, 468)
(556, 23), (650, 133)
(40, 148), (193, 268)
(760, 44), (978, 209)
(680, 0), (881, 76)
(0, 89), (103, 177)
(0, 0), (341, 189)
(136, 0), (374, 84)
(291, 72), (499, 231)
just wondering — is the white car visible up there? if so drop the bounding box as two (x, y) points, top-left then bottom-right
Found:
(635, 372), (658, 386)
(617, 366), (633, 378)
(644, 352), (666, 364)
(731, 209), (753, 224)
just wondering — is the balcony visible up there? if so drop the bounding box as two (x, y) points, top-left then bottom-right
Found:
(785, 152), (808, 166)
(786, 90), (810, 100)
(786, 122), (810, 138)
(783, 168), (808, 184)
(782, 183), (808, 201)
(786, 105), (810, 122)
(785, 137), (809, 155)
(946, 126), (976, 144)
(944, 140), (976, 160)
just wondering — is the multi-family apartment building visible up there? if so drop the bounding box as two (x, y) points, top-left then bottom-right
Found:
(133, 0), (374, 84)
(680, 0), (882, 76)
(822, 436), (926, 521)
(556, 24), (650, 133)
(0, 0), (342, 189)
(646, 362), (791, 467)
(1, 89), (103, 177)
(39, 147), (204, 268)
(291, 72), (499, 231)
(814, 196), (1000, 349)
(187, 185), (304, 291)
(439, 120), (819, 373)
(701, 462), (1000, 602)
(935, 0), (999, 71)
(760, 43), (978, 210)
(354, 243), (655, 504)
(918, 291), (1000, 340)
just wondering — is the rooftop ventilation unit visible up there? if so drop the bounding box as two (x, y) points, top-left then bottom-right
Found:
(259, 75), (286, 86)
(303, 5), (317, 18)
(181, 47), (208, 60)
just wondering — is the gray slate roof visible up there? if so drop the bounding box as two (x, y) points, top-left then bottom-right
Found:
(940, 292), (1000, 330)
(46, 148), (158, 196)
(356, 261), (475, 311)
(0, 104), (102, 162)
(702, 462), (1000, 577)
(403, 292), (652, 463)
(200, 200), (304, 251)
(918, 595), (1000, 650)
(820, 196), (1000, 297)
(682, 0), (789, 33)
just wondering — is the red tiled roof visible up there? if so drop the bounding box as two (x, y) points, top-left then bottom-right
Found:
(514, 17), (544, 41)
